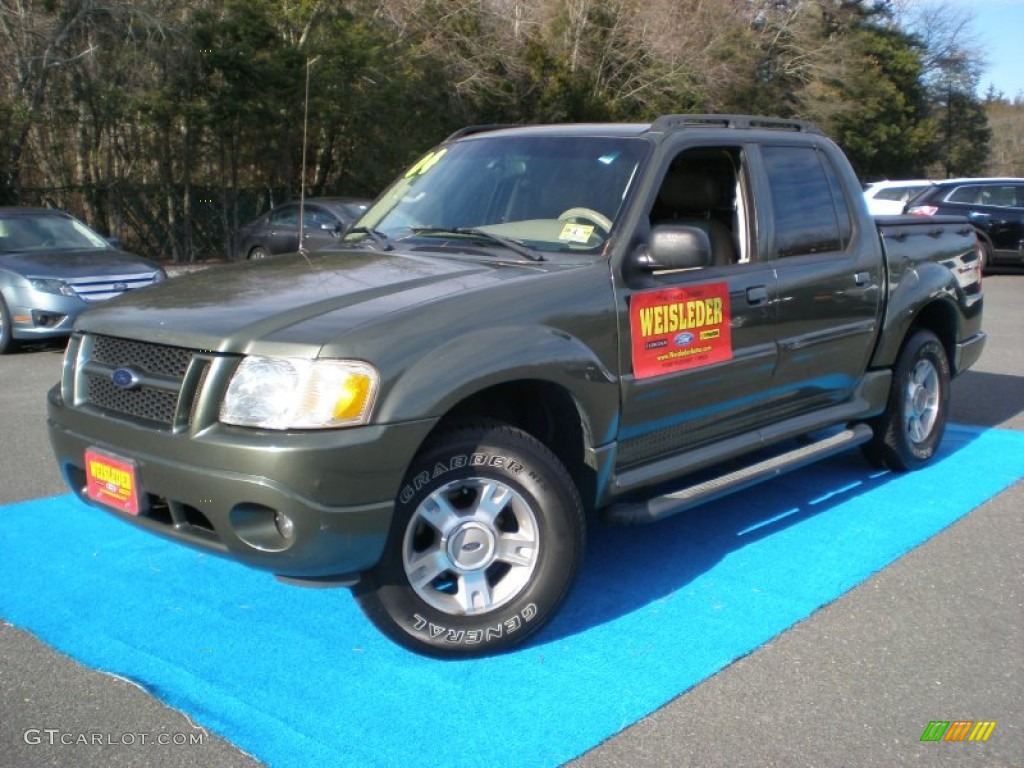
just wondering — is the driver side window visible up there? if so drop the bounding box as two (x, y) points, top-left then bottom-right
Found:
(649, 147), (748, 266)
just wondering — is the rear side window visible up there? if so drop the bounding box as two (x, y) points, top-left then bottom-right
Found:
(270, 206), (299, 226)
(979, 185), (1019, 207)
(947, 184), (1022, 207)
(763, 145), (852, 257)
(946, 186), (979, 204)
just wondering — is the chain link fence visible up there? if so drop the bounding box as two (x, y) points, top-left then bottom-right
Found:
(16, 184), (291, 263)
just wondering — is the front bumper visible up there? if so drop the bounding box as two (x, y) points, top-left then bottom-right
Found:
(7, 287), (85, 340)
(48, 385), (438, 579)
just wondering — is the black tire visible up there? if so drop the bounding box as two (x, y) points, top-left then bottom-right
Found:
(0, 293), (15, 355)
(862, 329), (950, 471)
(355, 422), (585, 658)
(248, 245), (269, 260)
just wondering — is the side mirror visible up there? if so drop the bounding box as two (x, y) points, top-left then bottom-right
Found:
(635, 225), (711, 272)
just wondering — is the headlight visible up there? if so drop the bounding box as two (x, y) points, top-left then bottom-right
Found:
(220, 357), (379, 429)
(30, 278), (77, 297)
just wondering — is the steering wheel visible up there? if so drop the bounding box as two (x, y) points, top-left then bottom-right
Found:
(558, 207), (612, 233)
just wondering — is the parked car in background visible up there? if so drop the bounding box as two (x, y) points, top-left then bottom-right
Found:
(905, 178), (1024, 271)
(862, 179), (933, 216)
(0, 207), (164, 354)
(234, 197), (372, 261)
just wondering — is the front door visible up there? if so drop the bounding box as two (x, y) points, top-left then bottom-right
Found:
(614, 145), (779, 470)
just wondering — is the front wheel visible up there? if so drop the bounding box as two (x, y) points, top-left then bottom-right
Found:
(0, 294), (15, 355)
(355, 422), (585, 658)
(862, 329), (950, 471)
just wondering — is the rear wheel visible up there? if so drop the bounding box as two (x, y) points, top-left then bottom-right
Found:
(355, 422), (585, 657)
(247, 245), (269, 260)
(862, 329), (950, 471)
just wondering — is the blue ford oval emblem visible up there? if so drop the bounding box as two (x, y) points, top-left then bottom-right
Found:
(674, 332), (694, 347)
(111, 368), (139, 389)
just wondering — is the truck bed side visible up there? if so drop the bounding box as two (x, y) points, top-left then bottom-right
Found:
(871, 214), (984, 373)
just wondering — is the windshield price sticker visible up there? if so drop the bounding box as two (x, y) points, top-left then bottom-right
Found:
(85, 448), (141, 515)
(630, 282), (732, 379)
(558, 223), (594, 243)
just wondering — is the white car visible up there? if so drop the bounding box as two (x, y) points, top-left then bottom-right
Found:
(862, 179), (933, 216)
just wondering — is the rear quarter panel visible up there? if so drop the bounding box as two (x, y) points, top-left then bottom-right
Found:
(871, 215), (983, 370)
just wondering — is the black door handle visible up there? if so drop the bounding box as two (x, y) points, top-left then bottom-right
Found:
(746, 285), (768, 305)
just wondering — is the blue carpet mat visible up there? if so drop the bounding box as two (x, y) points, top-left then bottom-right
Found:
(2, 425), (1023, 767)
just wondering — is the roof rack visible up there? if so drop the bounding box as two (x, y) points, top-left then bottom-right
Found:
(650, 114), (822, 134)
(443, 124), (525, 142)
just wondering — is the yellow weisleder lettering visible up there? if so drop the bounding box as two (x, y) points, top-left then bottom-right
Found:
(637, 297), (723, 338)
(89, 461), (131, 490)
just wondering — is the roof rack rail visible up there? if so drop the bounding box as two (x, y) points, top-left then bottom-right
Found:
(444, 124), (525, 142)
(650, 114), (821, 134)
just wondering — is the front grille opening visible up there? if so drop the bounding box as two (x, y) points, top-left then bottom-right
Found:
(182, 504), (215, 532)
(91, 335), (192, 378)
(86, 374), (178, 425)
(144, 495), (174, 525)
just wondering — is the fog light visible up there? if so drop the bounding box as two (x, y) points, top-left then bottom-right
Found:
(31, 310), (67, 328)
(274, 512), (295, 539)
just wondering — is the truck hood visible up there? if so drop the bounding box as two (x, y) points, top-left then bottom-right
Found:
(72, 248), (543, 354)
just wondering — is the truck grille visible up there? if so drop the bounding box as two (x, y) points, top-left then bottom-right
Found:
(77, 334), (211, 429)
(85, 374), (180, 424)
(91, 335), (192, 378)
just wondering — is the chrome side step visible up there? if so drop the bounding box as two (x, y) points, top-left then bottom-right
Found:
(604, 424), (873, 525)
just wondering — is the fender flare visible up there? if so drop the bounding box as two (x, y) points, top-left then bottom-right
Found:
(376, 323), (620, 447)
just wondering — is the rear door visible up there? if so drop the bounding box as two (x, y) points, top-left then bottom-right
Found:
(755, 142), (883, 416)
(267, 205), (301, 254)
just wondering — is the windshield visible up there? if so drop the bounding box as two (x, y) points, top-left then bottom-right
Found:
(0, 214), (110, 252)
(353, 133), (649, 254)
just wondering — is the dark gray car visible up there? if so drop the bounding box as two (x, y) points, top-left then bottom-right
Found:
(905, 177), (1024, 270)
(233, 197), (372, 261)
(0, 207), (165, 353)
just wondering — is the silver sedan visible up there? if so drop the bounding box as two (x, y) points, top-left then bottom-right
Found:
(0, 208), (165, 353)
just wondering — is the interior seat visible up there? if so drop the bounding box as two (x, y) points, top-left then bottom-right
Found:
(652, 171), (737, 265)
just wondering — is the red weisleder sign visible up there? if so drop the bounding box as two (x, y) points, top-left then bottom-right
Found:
(630, 282), (732, 379)
(85, 448), (141, 515)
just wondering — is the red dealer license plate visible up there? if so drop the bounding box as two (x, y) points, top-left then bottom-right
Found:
(85, 448), (141, 516)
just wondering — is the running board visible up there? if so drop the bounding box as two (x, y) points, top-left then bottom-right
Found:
(604, 424), (873, 525)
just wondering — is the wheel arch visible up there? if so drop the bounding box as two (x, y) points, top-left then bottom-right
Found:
(374, 324), (619, 511)
(905, 299), (958, 372)
(428, 379), (600, 513)
(872, 268), (961, 373)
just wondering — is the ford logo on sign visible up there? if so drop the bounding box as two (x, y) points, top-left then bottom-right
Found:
(674, 332), (694, 347)
(111, 368), (140, 390)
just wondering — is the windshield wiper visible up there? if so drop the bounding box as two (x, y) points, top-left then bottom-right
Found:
(345, 226), (392, 251)
(409, 227), (544, 262)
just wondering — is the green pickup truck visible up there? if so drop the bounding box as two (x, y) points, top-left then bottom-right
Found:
(48, 115), (985, 657)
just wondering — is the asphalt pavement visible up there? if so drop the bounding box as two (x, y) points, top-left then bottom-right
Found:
(1, 274), (1021, 768)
